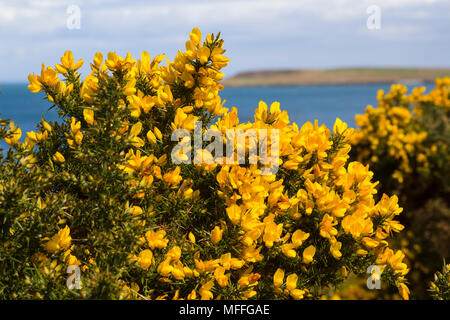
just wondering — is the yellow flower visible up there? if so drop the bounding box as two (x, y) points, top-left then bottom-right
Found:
(198, 46), (210, 65)
(91, 52), (103, 72)
(66, 254), (81, 266)
(189, 27), (202, 46)
(157, 259), (173, 277)
(387, 250), (409, 275)
(67, 117), (83, 149)
(211, 226), (223, 244)
(199, 281), (214, 300)
(281, 243), (296, 258)
(398, 283), (410, 300)
(29, 63), (60, 92)
(320, 214), (337, 239)
(254, 101), (289, 127)
(273, 268), (285, 288)
(129, 122), (145, 147)
(262, 216), (283, 248)
(137, 249), (154, 269)
(52, 152), (65, 163)
(105, 51), (136, 72)
(147, 130), (157, 144)
(242, 246), (263, 263)
(286, 273), (298, 291)
(28, 74), (43, 93)
(156, 85), (173, 106)
(163, 166), (183, 187)
(131, 206), (143, 215)
(290, 289), (305, 300)
(80, 74), (98, 103)
(187, 289), (197, 300)
(226, 204), (242, 225)
(55, 50), (84, 73)
(330, 240), (342, 259)
(41, 121), (52, 133)
(83, 109), (95, 125)
(214, 267), (229, 287)
(170, 108), (199, 132)
(154, 127), (162, 140)
(145, 230), (169, 249)
(302, 245), (316, 264)
(362, 237), (379, 249)
(291, 229), (310, 247)
(333, 118), (348, 135)
(4, 122), (22, 145)
(356, 249), (368, 255)
(340, 266), (348, 277)
(167, 246), (182, 261)
(44, 226), (72, 253)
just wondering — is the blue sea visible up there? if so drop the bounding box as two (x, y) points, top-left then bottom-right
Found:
(0, 83), (395, 148)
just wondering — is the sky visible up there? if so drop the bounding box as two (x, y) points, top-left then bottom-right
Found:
(0, 0), (449, 83)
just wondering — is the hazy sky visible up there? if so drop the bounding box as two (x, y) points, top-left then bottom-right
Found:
(1, 0), (449, 83)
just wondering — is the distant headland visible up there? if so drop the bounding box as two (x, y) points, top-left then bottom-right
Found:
(222, 68), (450, 87)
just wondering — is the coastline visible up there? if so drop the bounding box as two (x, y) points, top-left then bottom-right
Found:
(222, 68), (450, 87)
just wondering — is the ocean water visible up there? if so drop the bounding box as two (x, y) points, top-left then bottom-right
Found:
(0, 83), (394, 149)
(220, 84), (394, 128)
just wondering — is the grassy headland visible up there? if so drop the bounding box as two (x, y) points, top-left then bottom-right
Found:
(222, 68), (450, 87)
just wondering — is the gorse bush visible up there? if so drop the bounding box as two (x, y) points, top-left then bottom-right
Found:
(350, 80), (450, 299)
(429, 261), (450, 300)
(350, 81), (449, 205)
(0, 28), (409, 300)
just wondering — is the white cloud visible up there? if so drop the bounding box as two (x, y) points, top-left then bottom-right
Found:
(0, 3), (16, 25)
(0, 0), (449, 82)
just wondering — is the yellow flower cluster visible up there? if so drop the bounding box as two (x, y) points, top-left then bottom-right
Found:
(429, 262), (450, 300)
(209, 103), (409, 299)
(411, 77), (450, 114)
(351, 80), (449, 186)
(344, 78), (450, 300)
